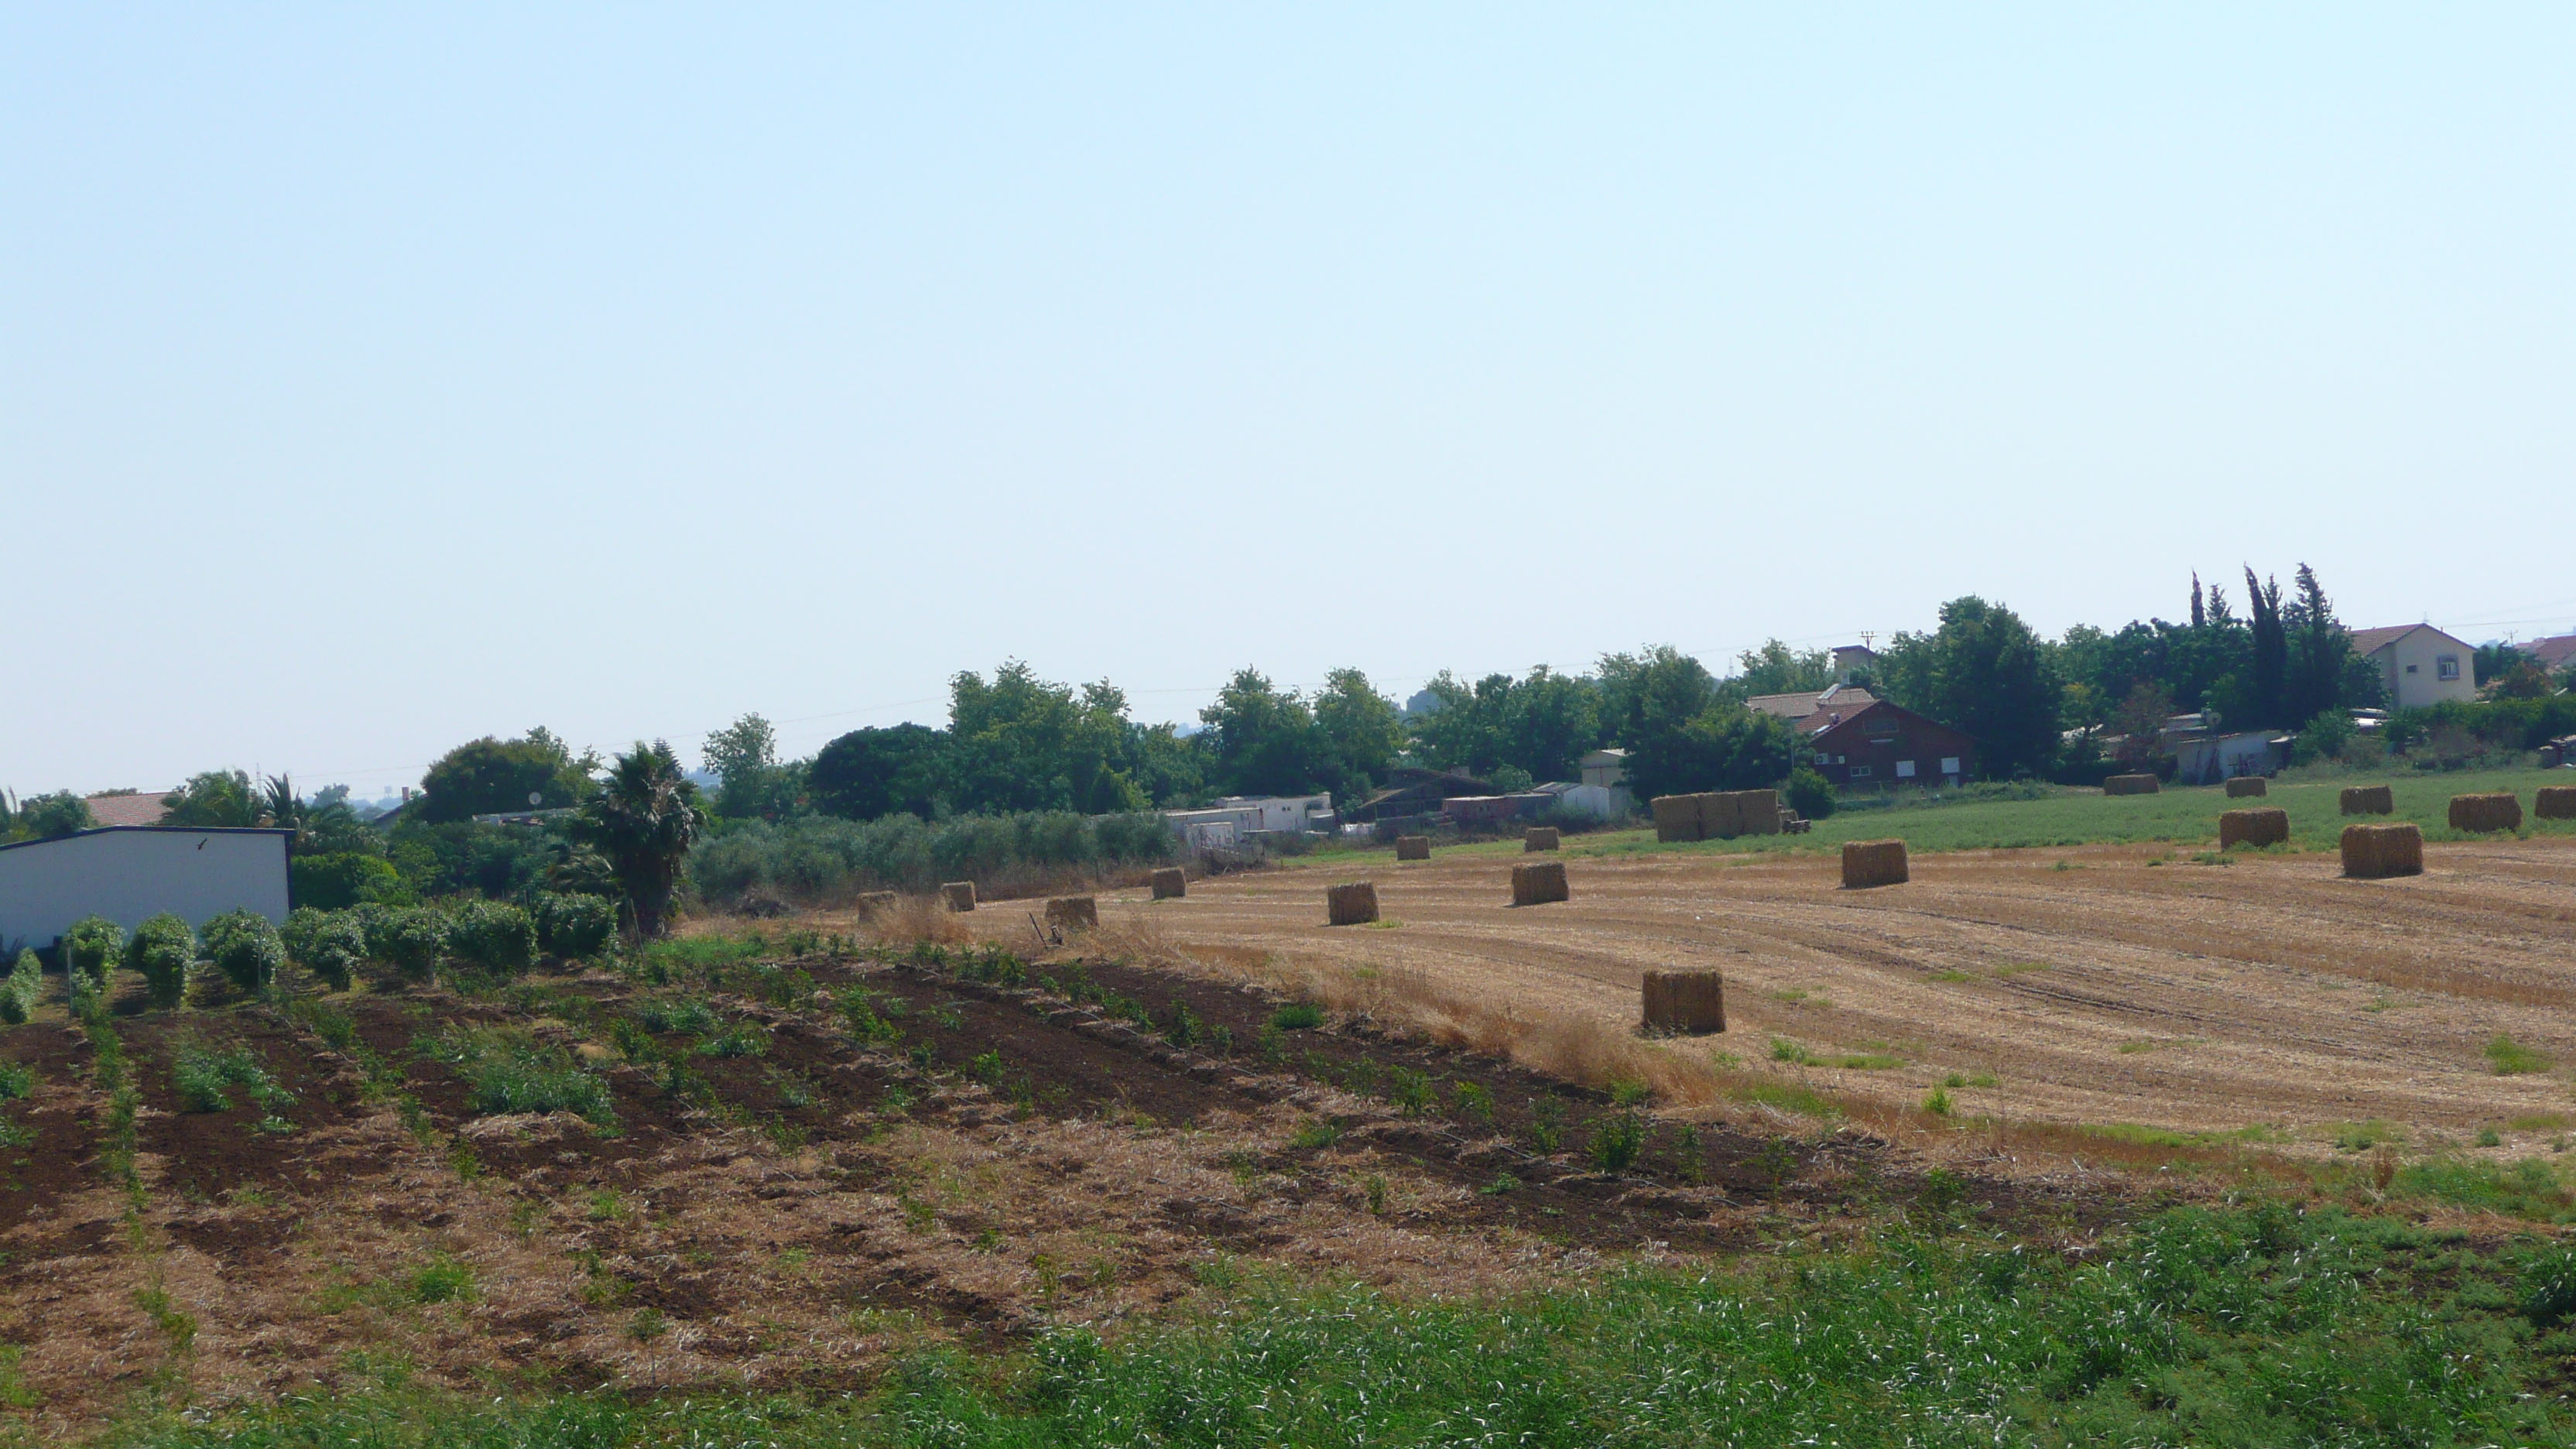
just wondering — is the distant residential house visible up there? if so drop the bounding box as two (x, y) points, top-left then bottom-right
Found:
(1799, 699), (1976, 790)
(1830, 645), (1879, 684)
(2523, 633), (2576, 681)
(1747, 683), (1879, 725)
(84, 792), (172, 827)
(2351, 624), (2478, 711)
(0, 826), (290, 951)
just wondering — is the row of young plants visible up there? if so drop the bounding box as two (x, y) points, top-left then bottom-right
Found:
(0, 893), (624, 1019)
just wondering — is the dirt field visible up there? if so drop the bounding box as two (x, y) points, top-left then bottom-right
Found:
(997, 836), (2576, 1149)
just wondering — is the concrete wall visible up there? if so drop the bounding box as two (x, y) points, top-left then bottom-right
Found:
(0, 827), (290, 950)
(2371, 630), (2478, 711)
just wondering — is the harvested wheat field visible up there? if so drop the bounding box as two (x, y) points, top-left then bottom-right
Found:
(1023, 837), (2576, 1149)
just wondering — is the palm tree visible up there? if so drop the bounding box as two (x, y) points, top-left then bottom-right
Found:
(576, 742), (704, 939)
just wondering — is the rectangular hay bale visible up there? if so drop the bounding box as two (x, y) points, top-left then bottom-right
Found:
(2448, 793), (2523, 833)
(2341, 822), (2424, 879)
(2103, 774), (2160, 796)
(940, 881), (976, 913)
(2340, 785), (2393, 815)
(1044, 896), (1098, 930)
(1651, 795), (1702, 843)
(855, 890), (898, 917)
(1396, 834), (1432, 861)
(1735, 790), (1781, 836)
(1841, 838), (1909, 888)
(1327, 882), (1379, 926)
(1150, 868), (1187, 899)
(1510, 859), (1569, 906)
(1523, 827), (1560, 852)
(2536, 786), (2576, 821)
(2218, 807), (2289, 849)
(1697, 792), (1745, 839)
(2225, 776), (2267, 798)
(1642, 970), (1725, 1034)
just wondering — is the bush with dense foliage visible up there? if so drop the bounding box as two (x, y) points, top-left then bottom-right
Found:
(416, 729), (598, 824)
(289, 851), (405, 910)
(0, 950), (42, 1025)
(1783, 766), (1836, 820)
(199, 909), (284, 995)
(361, 905), (451, 981)
(577, 741), (704, 939)
(8, 790), (95, 841)
(535, 892), (618, 958)
(690, 809), (1175, 906)
(280, 908), (365, 992)
(60, 915), (124, 1004)
(125, 913), (195, 1009)
(447, 901), (536, 975)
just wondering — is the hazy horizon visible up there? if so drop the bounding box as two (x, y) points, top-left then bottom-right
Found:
(9, 8), (2573, 795)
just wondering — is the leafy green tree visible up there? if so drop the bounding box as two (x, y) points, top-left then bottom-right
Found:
(1596, 646), (1718, 793)
(576, 741), (706, 939)
(1878, 598), (2062, 779)
(1313, 669), (1405, 794)
(1784, 767), (1836, 820)
(1622, 704), (1798, 801)
(11, 790), (94, 840)
(2283, 564), (2357, 724)
(1198, 669), (1337, 798)
(1122, 721), (1209, 807)
(810, 723), (949, 820)
(1735, 640), (1835, 696)
(161, 771), (262, 827)
(947, 663), (1146, 814)
(702, 714), (806, 820)
(417, 730), (599, 824)
(1409, 671), (1511, 776)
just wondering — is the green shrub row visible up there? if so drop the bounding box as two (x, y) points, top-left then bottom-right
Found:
(689, 810), (1176, 906)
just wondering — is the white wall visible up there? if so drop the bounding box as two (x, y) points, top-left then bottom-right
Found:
(0, 828), (289, 950)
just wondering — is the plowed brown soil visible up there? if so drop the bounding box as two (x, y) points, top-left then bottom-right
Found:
(1023, 837), (2576, 1148)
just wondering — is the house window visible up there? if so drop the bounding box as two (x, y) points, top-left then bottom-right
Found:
(1863, 716), (1898, 736)
(1896, 760), (1917, 778)
(2437, 656), (2460, 681)
(1940, 757), (1960, 775)
(2406, 664), (2418, 674)
(1848, 765), (1872, 779)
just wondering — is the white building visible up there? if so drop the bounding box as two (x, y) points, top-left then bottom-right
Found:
(0, 827), (290, 951)
(2351, 624), (2478, 711)
(1161, 793), (1334, 845)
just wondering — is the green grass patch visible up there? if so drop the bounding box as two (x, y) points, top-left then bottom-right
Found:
(2392, 1156), (2576, 1220)
(420, 1027), (618, 1129)
(96, 1203), (2576, 1447)
(2485, 1035), (2555, 1076)
(1726, 1079), (1843, 1118)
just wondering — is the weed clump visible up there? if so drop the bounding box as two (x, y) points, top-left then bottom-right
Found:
(172, 1043), (298, 1131)
(2485, 1036), (2554, 1076)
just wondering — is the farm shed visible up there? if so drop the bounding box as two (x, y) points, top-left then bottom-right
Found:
(1349, 768), (1495, 826)
(0, 827), (290, 951)
(1800, 701), (1978, 790)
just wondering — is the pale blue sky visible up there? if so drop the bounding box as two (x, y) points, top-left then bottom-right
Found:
(6, 6), (2572, 794)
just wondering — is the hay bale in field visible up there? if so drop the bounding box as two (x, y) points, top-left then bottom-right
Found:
(2225, 776), (2267, 798)
(1510, 859), (1569, 906)
(2448, 793), (2523, 833)
(1697, 792), (1745, 839)
(1652, 795), (1701, 843)
(1326, 882), (1379, 926)
(1150, 868), (1187, 899)
(2340, 785), (2394, 815)
(2537, 786), (2576, 821)
(1735, 790), (1781, 836)
(1642, 971), (1725, 1034)
(2341, 822), (2424, 879)
(855, 890), (898, 917)
(1044, 896), (1098, 930)
(2218, 807), (2290, 849)
(940, 881), (977, 913)
(1841, 838), (1909, 888)
(1396, 834), (1432, 861)
(1523, 827), (1560, 852)
(2103, 774), (2160, 796)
